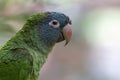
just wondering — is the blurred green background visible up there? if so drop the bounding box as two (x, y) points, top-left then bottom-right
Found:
(1, 0), (120, 80)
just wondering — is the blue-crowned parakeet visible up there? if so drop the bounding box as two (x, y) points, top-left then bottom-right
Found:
(0, 12), (72, 80)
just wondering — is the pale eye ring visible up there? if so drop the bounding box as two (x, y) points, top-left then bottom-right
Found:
(49, 20), (60, 28)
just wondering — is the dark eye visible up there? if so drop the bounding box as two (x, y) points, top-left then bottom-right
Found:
(49, 20), (60, 28)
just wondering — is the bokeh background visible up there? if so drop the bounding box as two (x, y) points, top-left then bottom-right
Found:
(0, 0), (120, 80)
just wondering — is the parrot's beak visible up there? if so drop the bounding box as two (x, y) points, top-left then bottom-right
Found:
(57, 23), (72, 46)
(62, 24), (72, 46)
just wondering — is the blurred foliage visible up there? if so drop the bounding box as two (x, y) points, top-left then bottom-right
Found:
(0, 22), (15, 33)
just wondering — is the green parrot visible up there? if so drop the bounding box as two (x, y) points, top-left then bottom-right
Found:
(0, 12), (72, 80)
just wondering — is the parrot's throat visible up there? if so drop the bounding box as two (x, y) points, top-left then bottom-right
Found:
(19, 29), (52, 79)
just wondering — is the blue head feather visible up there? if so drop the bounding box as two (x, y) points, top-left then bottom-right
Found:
(37, 12), (71, 47)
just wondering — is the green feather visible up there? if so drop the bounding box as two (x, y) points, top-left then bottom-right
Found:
(0, 13), (52, 80)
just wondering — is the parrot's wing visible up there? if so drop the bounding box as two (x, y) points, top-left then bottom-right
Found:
(0, 48), (33, 80)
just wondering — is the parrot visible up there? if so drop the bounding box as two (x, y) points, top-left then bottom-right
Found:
(0, 12), (72, 80)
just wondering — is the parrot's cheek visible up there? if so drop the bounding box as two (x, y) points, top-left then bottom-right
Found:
(56, 23), (72, 45)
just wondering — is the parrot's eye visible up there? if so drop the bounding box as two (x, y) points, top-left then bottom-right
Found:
(49, 20), (60, 28)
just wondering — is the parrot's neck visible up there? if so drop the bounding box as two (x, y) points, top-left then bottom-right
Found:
(10, 27), (53, 53)
(2, 29), (54, 79)
(5, 34), (52, 55)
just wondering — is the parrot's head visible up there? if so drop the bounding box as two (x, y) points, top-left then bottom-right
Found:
(24, 12), (72, 47)
(42, 12), (72, 46)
